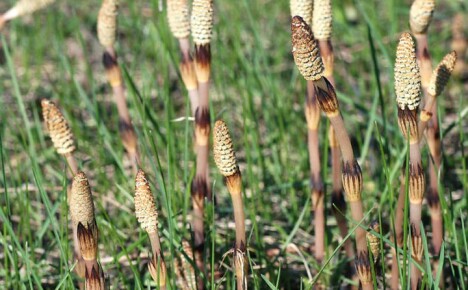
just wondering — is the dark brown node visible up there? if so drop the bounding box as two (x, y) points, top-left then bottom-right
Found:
(194, 44), (211, 68)
(102, 51), (118, 70)
(314, 77), (339, 114)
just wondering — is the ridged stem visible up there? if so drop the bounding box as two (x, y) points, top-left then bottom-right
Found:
(102, 48), (139, 173)
(65, 153), (79, 176)
(226, 172), (247, 290)
(305, 81), (324, 263)
(328, 114), (354, 164)
(391, 177), (405, 290)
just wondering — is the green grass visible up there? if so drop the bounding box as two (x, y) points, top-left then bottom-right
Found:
(0, 0), (467, 289)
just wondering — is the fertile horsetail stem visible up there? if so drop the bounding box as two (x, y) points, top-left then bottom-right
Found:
(213, 120), (247, 290)
(134, 169), (167, 289)
(395, 32), (425, 288)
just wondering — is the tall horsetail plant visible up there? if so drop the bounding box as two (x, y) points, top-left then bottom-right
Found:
(134, 169), (167, 289)
(394, 32), (425, 289)
(409, 2), (443, 278)
(190, 0), (214, 282)
(291, 16), (370, 289)
(314, 0), (355, 265)
(71, 172), (106, 289)
(98, 0), (139, 172)
(420, 51), (456, 283)
(167, 0), (199, 116)
(290, 0), (325, 264)
(213, 120), (247, 290)
(0, 0), (55, 29)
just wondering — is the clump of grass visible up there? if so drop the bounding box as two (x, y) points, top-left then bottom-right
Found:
(134, 169), (167, 289)
(98, 0), (139, 171)
(394, 32), (425, 289)
(291, 15), (369, 288)
(0, 0), (55, 29)
(70, 172), (105, 289)
(213, 120), (247, 290)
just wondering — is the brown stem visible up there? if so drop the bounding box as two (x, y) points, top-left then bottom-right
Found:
(191, 177), (206, 284)
(178, 37), (191, 63)
(226, 172), (247, 289)
(350, 201), (366, 254)
(102, 49), (139, 173)
(328, 114), (355, 163)
(305, 80), (325, 262)
(308, 128), (324, 262)
(414, 34), (432, 91)
(329, 127), (354, 259)
(391, 176), (405, 290)
(65, 153), (79, 176)
(318, 40), (334, 81)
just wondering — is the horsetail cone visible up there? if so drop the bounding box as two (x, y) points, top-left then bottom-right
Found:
(191, 0), (214, 46)
(213, 120), (239, 177)
(97, 0), (118, 48)
(134, 169), (158, 234)
(8, 0), (55, 17)
(291, 16), (324, 81)
(313, 0), (333, 41)
(41, 99), (76, 155)
(395, 33), (421, 112)
(409, 0), (435, 35)
(427, 51), (457, 97)
(70, 172), (96, 229)
(367, 221), (380, 262)
(77, 221), (98, 261)
(290, 0), (313, 26)
(167, 0), (191, 39)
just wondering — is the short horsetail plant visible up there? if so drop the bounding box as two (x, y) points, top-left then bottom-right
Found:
(291, 16), (370, 288)
(419, 51), (457, 139)
(167, 0), (199, 116)
(70, 172), (105, 289)
(213, 120), (247, 290)
(41, 99), (79, 175)
(394, 32), (425, 289)
(134, 169), (167, 289)
(41, 99), (85, 288)
(0, 0), (55, 29)
(97, 0), (139, 171)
